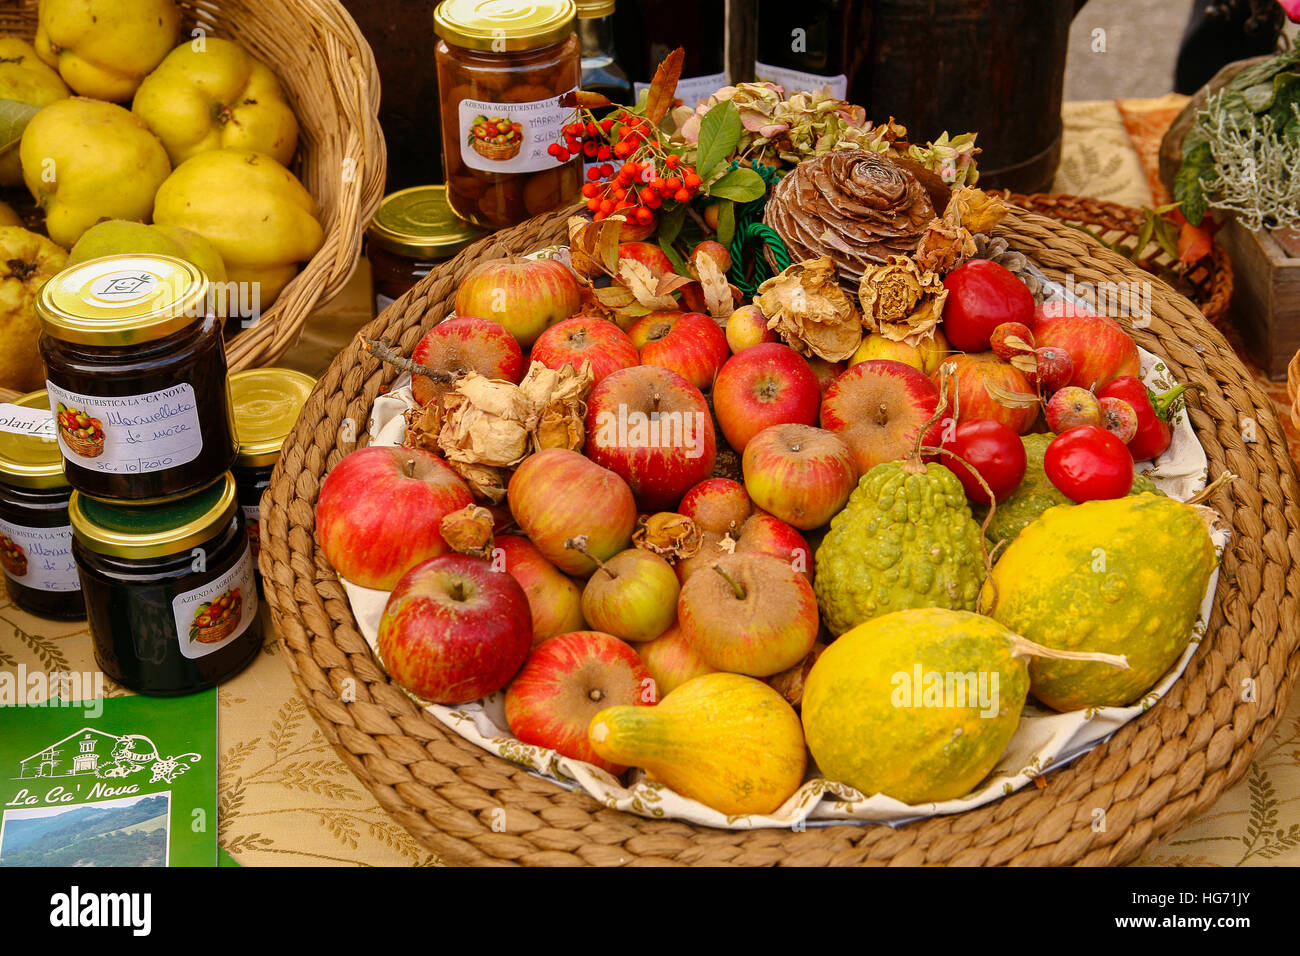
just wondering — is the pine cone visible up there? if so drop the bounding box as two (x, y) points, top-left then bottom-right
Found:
(763, 149), (936, 290)
(969, 234), (1047, 304)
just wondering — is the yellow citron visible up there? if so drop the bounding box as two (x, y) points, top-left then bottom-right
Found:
(587, 672), (806, 816)
(35, 0), (180, 102)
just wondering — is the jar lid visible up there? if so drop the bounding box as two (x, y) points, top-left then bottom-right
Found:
(434, 0), (576, 52)
(575, 0), (615, 17)
(230, 367), (316, 468)
(37, 254), (209, 347)
(0, 390), (66, 490)
(69, 472), (238, 560)
(367, 186), (485, 260)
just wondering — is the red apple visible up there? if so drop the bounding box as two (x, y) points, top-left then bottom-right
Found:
(316, 446), (475, 590)
(804, 355), (847, 397)
(678, 478), (753, 535)
(377, 554), (532, 704)
(410, 315), (526, 407)
(584, 365), (717, 511)
(619, 241), (675, 280)
(632, 311), (730, 391)
(576, 546), (680, 643)
(493, 535), (586, 644)
(454, 256), (582, 349)
(1034, 314), (1141, 391)
(691, 239), (732, 273)
(742, 424), (857, 530)
(713, 343), (821, 452)
(674, 512), (813, 585)
(507, 448), (638, 577)
(505, 630), (656, 773)
(531, 316), (639, 383)
(932, 352), (1039, 435)
(942, 259), (1036, 352)
(820, 359), (943, 475)
(636, 623), (717, 697)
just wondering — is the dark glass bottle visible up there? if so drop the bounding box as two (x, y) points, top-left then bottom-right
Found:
(614, 0), (727, 108)
(577, 0), (632, 107)
(755, 0), (867, 100)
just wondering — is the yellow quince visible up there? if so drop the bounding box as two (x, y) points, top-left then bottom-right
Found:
(35, 0), (181, 102)
(0, 226), (68, 393)
(0, 36), (70, 186)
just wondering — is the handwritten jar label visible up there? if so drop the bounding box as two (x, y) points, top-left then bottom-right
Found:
(457, 92), (576, 174)
(0, 517), (79, 593)
(45, 381), (204, 475)
(173, 545), (257, 660)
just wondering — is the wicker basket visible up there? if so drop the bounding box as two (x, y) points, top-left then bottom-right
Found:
(0, 0), (387, 372)
(0, 547), (27, 579)
(194, 615), (241, 645)
(58, 427), (104, 459)
(471, 138), (523, 162)
(261, 203), (1300, 866)
(1008, 193), (1233, 326)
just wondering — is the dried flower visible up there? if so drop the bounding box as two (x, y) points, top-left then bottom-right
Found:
(517, 359), (595, 453)
(440, 505), (496, 559)
(439, 374), (534, 469)
(857, 256), (947, 345)
(633, 512), (702, 562)
(756, 256), (863, 362)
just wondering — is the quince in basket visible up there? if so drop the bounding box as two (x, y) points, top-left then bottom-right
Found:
(70, 219), (227, 284)
(35, 0), (180, 102)
(0, 225), (68, 392)
(0, 37), (69, 187)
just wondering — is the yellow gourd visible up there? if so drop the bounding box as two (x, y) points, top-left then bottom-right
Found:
(587, 673), (806, 816)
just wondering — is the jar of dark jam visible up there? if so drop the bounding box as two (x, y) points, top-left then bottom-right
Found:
(37, 254), (239, 503)
(69, 473), (263, 696)
(228, 367), (316, 577)
(367, 185), (484, 315)
(0, 390), (84, 619)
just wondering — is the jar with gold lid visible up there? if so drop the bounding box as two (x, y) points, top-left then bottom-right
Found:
(36, 254), (238, 503)
(228, 367), (316, 572)
(367, 185), (485, 313)
(434, 0), (584, 230)
(70, 472), (262, 696)
(0, 390), (84, 619)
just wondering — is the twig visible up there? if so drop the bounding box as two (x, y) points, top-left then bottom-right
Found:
(358, 336), (460, 384)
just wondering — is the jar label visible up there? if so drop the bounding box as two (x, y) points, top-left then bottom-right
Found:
(45, 381), (204, 475)
(0, 518), (79, 593)
(173, 544), (258, 660)
(457, 91), (577, 174)
(753, 62), (847, 101)
(242, 504), (261, 560)
(634, 72), (728, 110)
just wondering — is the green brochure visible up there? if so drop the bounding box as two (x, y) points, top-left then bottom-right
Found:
(0, 689), (218, 867)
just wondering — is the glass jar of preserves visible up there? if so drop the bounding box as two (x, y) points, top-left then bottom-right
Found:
(434, 0), (584, 230)
(69, 472), (263, 696)
(367, 185), (485, 313)
(0, 390), (83, 619)
(228, 367), (316, 574)
(37, 254), (238, 503)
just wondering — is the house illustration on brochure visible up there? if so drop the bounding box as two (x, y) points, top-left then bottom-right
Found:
(16, 728), (200, 783)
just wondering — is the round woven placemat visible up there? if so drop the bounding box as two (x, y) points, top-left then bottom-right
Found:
(260, 203), (1300, 866)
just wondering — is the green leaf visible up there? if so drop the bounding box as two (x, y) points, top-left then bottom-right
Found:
(707, 167), (766, 203)
(1153, 218), (1179, 260)
(657, 202), (687, 245)
(716, 199), (736, 247)
(1175, 140), (1213, 225)
(1135, 214), (1155, 256)
(0, 99), (41, 157)
(657, 235), (688, 275)
(695, 99), (743, 179)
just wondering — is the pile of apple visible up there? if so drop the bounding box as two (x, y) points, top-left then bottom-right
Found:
(312, 235), (1175, 798)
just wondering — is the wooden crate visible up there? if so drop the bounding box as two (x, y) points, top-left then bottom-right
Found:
(1218, 217), (1300, 380)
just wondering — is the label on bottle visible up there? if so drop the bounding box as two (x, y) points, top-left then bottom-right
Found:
(173, 544), (258, 660)
(634, 72), (729, 109)
(0, 518), (79, 593)
(0, 403), (57, 439)
(45, 381), (204, 475)
(242, 504), (261, 560)
(457, 91), (578, 174)
(754, 61), (847, 100)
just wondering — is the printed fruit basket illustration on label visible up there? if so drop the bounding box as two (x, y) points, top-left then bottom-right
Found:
(469, 114), (524, 161)
(55, 402), (106, 459)
(0, 534), (27, 578)
(190, 587), (243, 645)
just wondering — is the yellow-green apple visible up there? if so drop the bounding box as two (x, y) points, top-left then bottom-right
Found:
(377, 554), (532, 704)
(941, 258), (1036, 352)
(584, 365), (717, 511)
(820, 359), (943, 474)
(572, 545), (679, 642)
(505, 630), (656, 773)
(1033, 313), (1140, 391)
(678, 478), (753, 535)
(805, 355), (847, 397)
(849, 333), (924, 371)
(530, 316), (638, 383)
(493, 535), (586, 644)
(742, 424), (857, 531)
(316, 446), (475, 590)
(410, 315), (526, 407)
(636, 622), (717, 697)
(454, 256), (582, 349)
(630, 311), (730, 391)
(916, 327), (953, 375)
(713, 342), (821, 452)
(674, 512), (812, 585)
(677, 552), (819, 677)
(932, 352), (1039, 435)
(1044, 386), (1102, 432)
(725, 304), (779, 353)
(507, 448), (637, 577)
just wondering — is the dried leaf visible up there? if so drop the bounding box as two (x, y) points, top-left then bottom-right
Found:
(568, 215), (623, 278)
(982, 377), (1041, 409)
(440, 505), (495, 558)
(655, 271), (697, 297)
(447, 461), (510, 504)
(766, 644), (827, 709)
(561, 89), (615, 109)
(402, 402), (443, 454)
(694, 250), (735, 319)
(633, 513), (701, 561)
(618, 259), (679, 309)
(645, 47), (685, 124)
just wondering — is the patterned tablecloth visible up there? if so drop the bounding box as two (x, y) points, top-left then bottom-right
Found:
(4, 98), (1299, 867)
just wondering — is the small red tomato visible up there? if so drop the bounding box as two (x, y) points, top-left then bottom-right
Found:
(939, 418), (1027, 505)
(1044, 425), (1134, 503)
(941, 259), (1036, 352)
